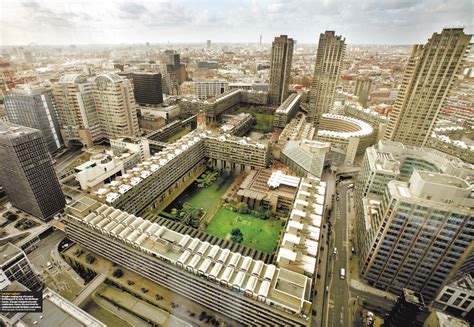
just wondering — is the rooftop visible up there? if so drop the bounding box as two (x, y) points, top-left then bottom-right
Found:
(277, 177), (326, 277)
(66, 197), (313, 317)
(433, 310), (470, 327)
(268, 171), (301, 189)
(417, 171), (470, 189)
(282, 140), (329, 178)
(0, 243), (23, 266)
(96, 130), (266, 204)
(58, 74), (88, 84)
(19, 288), (106, 327)
(276, 94), (301, 114)
(318, 114), (374, 139)
(0, 122), (40, 140)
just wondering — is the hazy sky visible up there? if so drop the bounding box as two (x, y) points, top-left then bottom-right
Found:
(1, 0), (472, 45)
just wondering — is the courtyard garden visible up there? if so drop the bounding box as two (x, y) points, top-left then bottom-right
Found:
(164, 170), (236, 227)
(205, 207), (284, 253)
(236, 107), (274, 132)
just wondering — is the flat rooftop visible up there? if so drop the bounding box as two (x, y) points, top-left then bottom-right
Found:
(433, 310), (469, 327)
(0, 122), (39, 140)
(66, 197), (313, 316)
(417, 171), (469, 189)
(0, 243), (23, 266)
(96, 130), (267, 204)
(19, 288), (105, 327)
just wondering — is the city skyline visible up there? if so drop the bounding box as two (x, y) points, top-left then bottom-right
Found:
(0, 0), (473, 46)
(0, 0), (472, 323)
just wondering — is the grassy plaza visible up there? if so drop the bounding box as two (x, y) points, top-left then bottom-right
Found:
(205, 208), (284, 253)
(165, 171), (235, 214)
(236, 107), (274, 132)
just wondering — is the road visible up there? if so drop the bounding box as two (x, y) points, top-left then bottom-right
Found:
(27, 229), (67, 270)
(323, 180), (396, 327)
(326, 184), (351, 327)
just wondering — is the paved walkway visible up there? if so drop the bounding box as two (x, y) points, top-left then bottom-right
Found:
(312, 171), (336, 327)
(51, 241), (85, 286)
(73, 273), (107, 306)
(93, 290), (150, 327)
(349, 280), (398, 301)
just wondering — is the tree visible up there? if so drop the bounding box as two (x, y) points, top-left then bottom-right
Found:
(230, 228), (243, 243)
(5, 213), (18, 222)
(2, 211), (13, 218)
(189, 213), (201, 228)
(236, 202), (249, 214)
(255, 206), (272, 220)
(196, 171), (218, 188)
(85, 254), (96, 264)
(113, 269), (123, 278)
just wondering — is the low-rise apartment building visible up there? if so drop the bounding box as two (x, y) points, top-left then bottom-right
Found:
(64, 197), (315, 326)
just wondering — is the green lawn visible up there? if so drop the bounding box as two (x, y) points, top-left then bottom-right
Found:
(167, 127), (191, 143)
(237, 108), (274, 132)
(166, 173), (235, 213)
(206, 208), (284, 253)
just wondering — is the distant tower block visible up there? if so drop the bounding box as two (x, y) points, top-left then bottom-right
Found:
(207, 40), (211, 48)
(197, 110), (207, 130)
(268, 35), (294, 105)
(260, 35), (262, 46)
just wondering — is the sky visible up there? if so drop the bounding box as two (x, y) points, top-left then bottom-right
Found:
(0, 0), (472, 46)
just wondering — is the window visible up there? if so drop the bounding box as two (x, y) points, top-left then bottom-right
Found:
(439, 293), (451, 302)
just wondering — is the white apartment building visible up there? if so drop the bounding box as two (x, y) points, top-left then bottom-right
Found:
(276, 174), (326, 278)
(194, 80), (229, 100)
(432, 274), (474, 318)
(360, 170), (473, 302)
(110, 137), (150, 162)
(74, 151), (140, 190)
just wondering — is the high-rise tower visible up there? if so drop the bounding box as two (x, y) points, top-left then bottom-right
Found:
(359, 170), (473, 302)
(53, 74), (101, 148)
(0, 123), (65, 221)
(132, 72), (164, 105)
(268, 35), (294, 105)
(4, 86), (64, 153)
(308, 31), (345, 128)
(93, 74), (139, 139)
(384, 28), (471, 147)
(354, 76), (372, 107)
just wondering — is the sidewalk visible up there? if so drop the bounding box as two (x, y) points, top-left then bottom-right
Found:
(313, 171), (336, 327)
(50, 241), (85, 286)
(349, 279), (398, 301)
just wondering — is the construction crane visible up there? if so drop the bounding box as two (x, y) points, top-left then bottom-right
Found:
(0, 57), (15, 87)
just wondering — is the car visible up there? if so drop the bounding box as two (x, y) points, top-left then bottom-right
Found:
(347, 184), (354, 189)
(333, 247), (338, 255)
(326, 286), (329, 293)
(46, 262), (53, 269)
(340, 268), (346, 279)
(336, 196), (340, 201)
(352, 247), (356, 254)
